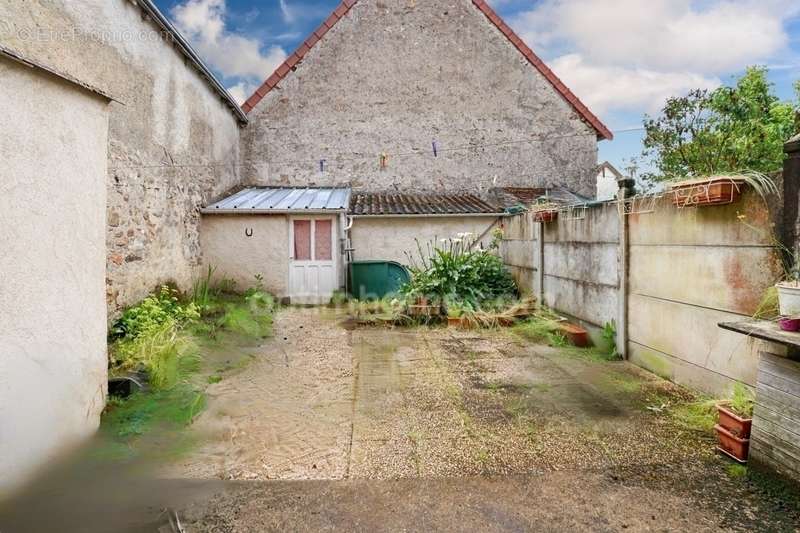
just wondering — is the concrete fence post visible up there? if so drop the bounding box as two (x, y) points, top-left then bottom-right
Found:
(616, 178), (635, 360)
(534, 215), (545, 306)
(782, 134), (800, 257)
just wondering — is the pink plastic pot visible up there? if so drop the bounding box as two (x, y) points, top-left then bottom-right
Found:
(778, 317), (800, 332)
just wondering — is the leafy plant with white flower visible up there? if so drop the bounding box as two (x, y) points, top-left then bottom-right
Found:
(402, 234), (517, 307)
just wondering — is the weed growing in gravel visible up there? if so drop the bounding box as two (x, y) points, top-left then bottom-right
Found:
(726, 463), (748, 479)
(669, 398), (718, 433)
(513, 315), (562, 344)
(557, 345), (620, 362)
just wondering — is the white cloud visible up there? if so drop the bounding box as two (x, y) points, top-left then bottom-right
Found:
(171, 0), (287, 92)
(279, 0), (296, 24)
(227, 81), (256, 105)
(510, 0), (798, 113)
(513, 0), (795, 73)
(549, 54), (720, 114)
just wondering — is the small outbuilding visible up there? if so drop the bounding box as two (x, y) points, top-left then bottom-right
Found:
(201, 187), (506, 303)
(201, 187), (351, 304)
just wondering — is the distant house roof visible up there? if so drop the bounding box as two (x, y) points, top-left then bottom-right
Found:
(202, 187), (351, 213)
(241, 0), (612, 141)
(491, 186), (590, 208)
(349, 192), (502, 216)
(597, 161), (624, 180)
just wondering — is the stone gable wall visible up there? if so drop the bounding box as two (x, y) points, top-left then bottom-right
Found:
(241, 0), (599, 198)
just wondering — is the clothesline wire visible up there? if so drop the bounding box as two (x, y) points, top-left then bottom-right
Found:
(108, 127), (644, 171)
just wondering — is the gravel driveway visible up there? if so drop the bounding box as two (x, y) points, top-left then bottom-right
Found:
(4, 308), (796, 532)
(163, 307), (799, 532)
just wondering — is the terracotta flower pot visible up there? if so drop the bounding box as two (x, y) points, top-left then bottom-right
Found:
(671, 178), (742, 208)
(715, 424), (750, 463)
(447, 316), (463, 327)
(533, 210), (558, 223)
(717, 404), (752, 439)
(408, 305), (436, 317)
(558, 322), (590, 347)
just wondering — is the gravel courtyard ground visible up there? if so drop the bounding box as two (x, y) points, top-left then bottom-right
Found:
(167, 307), (799, 532)
(2, 307), (798, 532)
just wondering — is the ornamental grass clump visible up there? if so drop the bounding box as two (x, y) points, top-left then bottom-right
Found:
(109, 285), (201, 390)
(403, 234), (517, 308)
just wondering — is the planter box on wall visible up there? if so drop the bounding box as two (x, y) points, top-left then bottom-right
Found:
(533, 210), (558, 223)
(670, 178), (743, 208)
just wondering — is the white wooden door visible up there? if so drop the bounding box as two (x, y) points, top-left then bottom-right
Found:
(289, 217), (337, 304)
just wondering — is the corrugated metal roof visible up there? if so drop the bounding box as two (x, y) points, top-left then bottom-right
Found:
(349, 192), (502, 216)
(202, 187), (351, 213)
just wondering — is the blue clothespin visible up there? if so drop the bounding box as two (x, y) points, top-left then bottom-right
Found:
(319, 159), (326, 173)
(432, 140), (438, 157)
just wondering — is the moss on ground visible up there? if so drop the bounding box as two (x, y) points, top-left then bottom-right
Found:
(100, 289), (276, 460)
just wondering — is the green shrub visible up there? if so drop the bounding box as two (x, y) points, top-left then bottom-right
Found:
(218, 303), (272, 338)
(103, 384), (206, 440)
(111, 319), (199, 390)
(403, 236), (517, 306)
(111, 285), (199, 341)
(244, 288), (275, 312)
(602, 320), (618, 357)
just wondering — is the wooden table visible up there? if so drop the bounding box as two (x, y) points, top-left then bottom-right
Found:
(718, 319), (800, 359)
(718, 319), (800, 482)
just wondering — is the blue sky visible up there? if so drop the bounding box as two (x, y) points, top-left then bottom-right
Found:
(156, 0), (800, 175)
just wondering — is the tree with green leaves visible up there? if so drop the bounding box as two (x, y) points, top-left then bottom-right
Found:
(641, 67), (800, 182)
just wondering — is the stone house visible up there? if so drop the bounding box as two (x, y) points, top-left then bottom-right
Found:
(203, 0), (612, 303)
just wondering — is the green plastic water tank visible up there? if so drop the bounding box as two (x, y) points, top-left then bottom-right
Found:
(349, 260), (411, 300)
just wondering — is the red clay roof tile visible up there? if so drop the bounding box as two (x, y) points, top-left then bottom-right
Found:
(285, 53), (300, 69)
(350, 191), (501, 216)
(240, 0), (612, 140)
